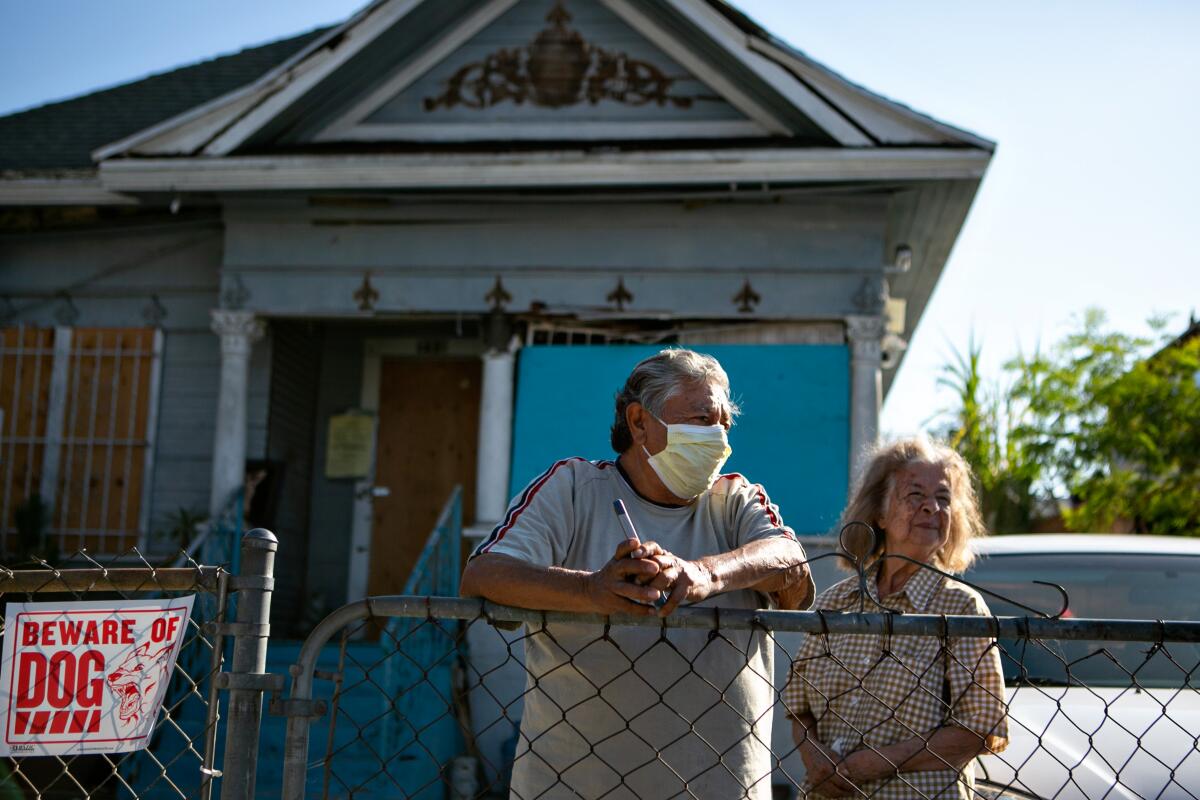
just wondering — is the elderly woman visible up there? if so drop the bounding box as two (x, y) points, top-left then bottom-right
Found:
(784, 437), (1008, 799)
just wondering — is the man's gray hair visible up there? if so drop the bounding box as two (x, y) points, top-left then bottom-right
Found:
(610, 348), (739, 452)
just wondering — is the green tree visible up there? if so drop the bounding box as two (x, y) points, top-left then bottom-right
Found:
(935, 336), (1037, 532)
(1064, 332), (1200, 533)
(1005, 309), (1153, 501)
(937, 309), (1200, 535)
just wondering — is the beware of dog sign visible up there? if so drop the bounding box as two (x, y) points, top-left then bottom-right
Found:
(0, 596), (194, 756)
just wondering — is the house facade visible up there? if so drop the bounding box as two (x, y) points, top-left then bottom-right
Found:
(0, 0), (992, 633)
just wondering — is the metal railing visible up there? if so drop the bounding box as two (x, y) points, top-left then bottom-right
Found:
(275, 596), (1200, 799)
(5, 522), (1198, 799)
(281, 487), (465, 799)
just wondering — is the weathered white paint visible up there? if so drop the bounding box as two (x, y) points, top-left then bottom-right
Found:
(606, 0), (872, 145)
(845, 314), (885, 480)
(98, 148), (993, 192)
(37, 328), (73, 508)
(0, 178), (136, 206)
(343, 0), (761, 142)
(88, 0), (363, 161)
(746, 38), (995, 151)
(222, 194), (886, 269)
(208, 310), (265, 516)
(136, 329), (165, 547)
(474, 336), (519, 524)
(218, 269), (874, 320)
(881, 180), (983, 391)
(106, 87), (274, 160)
(89, 0), (994, 161)
(316, 0), (521, 143)
(204, 0), (432, 156)
(328, 119), (766, 142)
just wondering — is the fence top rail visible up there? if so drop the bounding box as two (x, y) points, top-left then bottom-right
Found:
(351, 595), (1200, 644)
(0, 565), (223, 594)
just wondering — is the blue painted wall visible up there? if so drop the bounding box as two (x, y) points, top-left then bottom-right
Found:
(509, 345), (849, 535)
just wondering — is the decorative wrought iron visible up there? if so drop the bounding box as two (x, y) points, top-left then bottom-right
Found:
(732, 279), (761, 313)
(142, 293), (168, 326)
(354, 272), (379, 311)
(53, 291), (80, 325)
(424, 1), (694, 111)
(221, 274), (250, 310)
(606, 277), (633, 311)
(485, 276), (512, 311)
(853, 275), (888, 313)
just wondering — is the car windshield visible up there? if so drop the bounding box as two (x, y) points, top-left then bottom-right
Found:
(964, 552), (1200, 689)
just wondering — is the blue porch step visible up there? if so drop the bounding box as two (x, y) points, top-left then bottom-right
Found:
(255, 632), (461, 799)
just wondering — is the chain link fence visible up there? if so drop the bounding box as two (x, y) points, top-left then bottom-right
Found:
(275, 597), (1200, 800)
(0, 547), (228, 799)
(3, 531), (1197, 799)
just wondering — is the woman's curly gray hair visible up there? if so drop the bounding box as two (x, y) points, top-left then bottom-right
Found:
(610, 348), (739, 452)
(839, 436), (987, 573)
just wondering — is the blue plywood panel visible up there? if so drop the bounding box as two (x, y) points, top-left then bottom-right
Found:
(509, 345), (849, 535)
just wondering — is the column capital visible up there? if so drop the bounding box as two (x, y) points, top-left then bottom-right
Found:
(845, 314), (887, 343)
(211, 309), (265, 339)
(845, 314), (886, 363)
(210, 309), (265, 357)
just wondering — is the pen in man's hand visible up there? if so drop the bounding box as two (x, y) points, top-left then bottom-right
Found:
(612, 500), (641, 548)
(612, 500), (665, 605)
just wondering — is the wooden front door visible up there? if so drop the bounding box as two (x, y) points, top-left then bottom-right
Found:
(368, 358), (480, 596)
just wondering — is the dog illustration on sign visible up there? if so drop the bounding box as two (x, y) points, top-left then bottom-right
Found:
(106, 641), (174, 726)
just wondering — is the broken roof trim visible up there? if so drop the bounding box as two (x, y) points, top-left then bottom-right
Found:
(0, 174), (136, 206)
(97, 147), (991, 193)
(638, 0), (872, 145)
(90, 0), (399, 163)
(748, 38), (995, 151)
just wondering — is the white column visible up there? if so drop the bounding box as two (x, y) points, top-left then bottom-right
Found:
(845, 315), (886, 480)
(209, 310), (265, 517)
(38, 327), (73, 507)
(474, 336), (520, 523)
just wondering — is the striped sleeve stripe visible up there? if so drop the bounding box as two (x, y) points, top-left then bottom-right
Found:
(754, 484), (791, 535)
(718, 472), (793, 537)
(473, 457), (583, 556)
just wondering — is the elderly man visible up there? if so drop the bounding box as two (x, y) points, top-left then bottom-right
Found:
(462, 348), (814, 799)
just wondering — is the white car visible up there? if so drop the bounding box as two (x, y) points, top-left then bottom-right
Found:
(965, 535), (1200, 800)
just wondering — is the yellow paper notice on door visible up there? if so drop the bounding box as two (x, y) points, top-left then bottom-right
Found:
(325, 413), (376, 479)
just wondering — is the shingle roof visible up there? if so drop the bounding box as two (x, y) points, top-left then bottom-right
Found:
(0, 27), (329, 172)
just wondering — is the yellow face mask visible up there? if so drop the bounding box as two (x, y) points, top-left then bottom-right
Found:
(643, 415), (732, 499)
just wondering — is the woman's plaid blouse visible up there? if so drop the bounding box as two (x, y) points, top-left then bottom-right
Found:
(783, 565), (1009, 799)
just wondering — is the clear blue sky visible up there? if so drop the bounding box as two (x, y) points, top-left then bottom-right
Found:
(3, 1), (1197, 434)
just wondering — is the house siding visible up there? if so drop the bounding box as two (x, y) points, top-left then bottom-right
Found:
(304, 326), (364, 612)
(265, 320), (322, 632)
(150, 326), (271, 532)
(0, 219), (275, 549)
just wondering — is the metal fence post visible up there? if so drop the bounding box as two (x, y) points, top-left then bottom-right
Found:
(220, 528), (278, 800)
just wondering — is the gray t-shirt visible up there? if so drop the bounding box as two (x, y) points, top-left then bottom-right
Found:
(471, 457), (814, 799)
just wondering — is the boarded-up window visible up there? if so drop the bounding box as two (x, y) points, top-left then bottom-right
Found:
(0, 327), (163, 557)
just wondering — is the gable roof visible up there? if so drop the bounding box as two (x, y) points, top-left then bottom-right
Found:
(88, 0), (992, 163)
(0, 0), (993, 183)
(0, 27), (328, 172)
